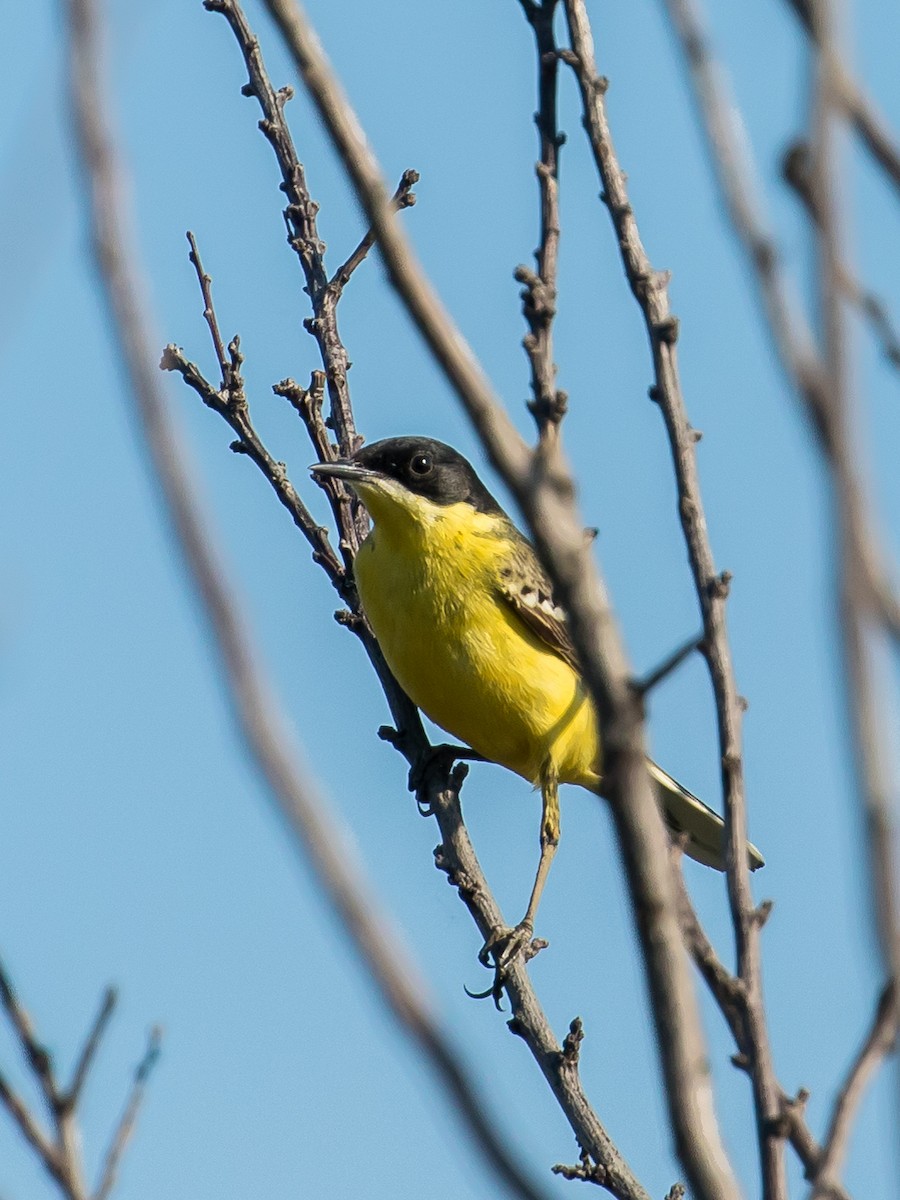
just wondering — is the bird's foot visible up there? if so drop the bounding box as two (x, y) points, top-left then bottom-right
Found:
(478, 920), (536, 970)
(407, 743), (484, 814)
(467, 921), (547, 1008)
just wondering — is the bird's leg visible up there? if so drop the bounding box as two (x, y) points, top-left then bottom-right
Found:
(479, 761), (559, 975)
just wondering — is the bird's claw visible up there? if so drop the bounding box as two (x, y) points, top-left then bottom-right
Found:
(408, 743), (469, 796)
(466, 921), (543, 1008)
(478, 920), (535, 971)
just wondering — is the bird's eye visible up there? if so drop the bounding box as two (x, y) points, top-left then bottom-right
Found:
(410, 453), (433, 476)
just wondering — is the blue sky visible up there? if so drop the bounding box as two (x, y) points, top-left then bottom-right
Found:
(2, 1), (898, 1198)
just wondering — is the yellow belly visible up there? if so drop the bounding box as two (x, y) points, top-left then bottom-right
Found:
(353, 503), (600, 788)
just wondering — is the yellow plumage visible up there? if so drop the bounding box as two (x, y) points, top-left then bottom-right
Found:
(354, 492), (600, 792)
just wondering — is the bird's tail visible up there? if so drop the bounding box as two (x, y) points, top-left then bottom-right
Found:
(647, 759), (765, 872)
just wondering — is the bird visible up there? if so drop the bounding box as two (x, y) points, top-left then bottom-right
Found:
(312, 436), (764, 968)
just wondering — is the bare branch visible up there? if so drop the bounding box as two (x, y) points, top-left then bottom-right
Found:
(809, 981), (898, 1200)
(672, 864), (850, 1197)
(781, 142), (900, 375)
(159, 9), (657, 1196)
(807, 0), (900, 1032)
(425, 759), (653, 1200)
(161, 230), (355, 582)
(634, 633), (704, 698)
(257, 3), (741, 1198)
(782, 0), (900, 200)
(186, 231), (230, 386)
(202, 0), (369, 547)
(93, 1028), (161, 1200)
(0, 951), (58, 1113)
(65, 988), (117, 1113)
(0, 1072), (65, 1192)
(0, 954), (150, 1200)
(329, 168), (418, 296)
(516, 0), (567, 433)
(160, 340), (348, 587)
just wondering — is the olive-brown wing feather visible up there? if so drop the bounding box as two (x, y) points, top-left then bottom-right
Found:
(494, 538), (580, 673)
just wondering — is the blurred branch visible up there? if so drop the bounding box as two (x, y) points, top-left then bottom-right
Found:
(94, 1030), (162, 1200)
(66, 987), (117, 1111)
(257, 2), (741, 1198)
(658, 0), (900, 648)
(782, 0), (900, 200)
(65, 2), (561, 1199)
(560, 1), (786, 1195)
(809, 981), (898, 1200)
(781, 142), (900, 374)
(807, 0), (900, 1137)
(0, 953), (156, 1200)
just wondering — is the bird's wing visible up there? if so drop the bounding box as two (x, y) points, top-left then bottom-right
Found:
(494, 532), (581, 673)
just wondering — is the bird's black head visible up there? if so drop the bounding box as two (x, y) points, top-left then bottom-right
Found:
(346, 437), (505, 516)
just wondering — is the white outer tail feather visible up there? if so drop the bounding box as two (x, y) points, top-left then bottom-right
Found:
(647, 760), (765, 872)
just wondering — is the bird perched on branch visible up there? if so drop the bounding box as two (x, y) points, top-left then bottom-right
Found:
(312, 436), (763, 971)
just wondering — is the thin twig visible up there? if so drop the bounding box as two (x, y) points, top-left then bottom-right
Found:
(634, 633), (704, 698)
(329, 168), (418, 296)
(257, 4), (740, 1199)
(516, 0), (567, 433)
(0, 952), (153, 1200)
(67, 4), (558, 1198)
(203, 0), (369, 548)
(186, 231), (229, 384)
(65, 988), (117, 1112)
(161, 339), (348, 585)
(809, 981), (897, 1199)
(424, 756), (653, 1200)
(161, 231), (351, 580)
(93, 1029), (162, 1200)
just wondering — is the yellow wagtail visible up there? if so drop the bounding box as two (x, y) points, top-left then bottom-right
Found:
(313, 437), (764, 965)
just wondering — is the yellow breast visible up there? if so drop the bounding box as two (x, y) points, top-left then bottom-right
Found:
(353, 494), (599, 788)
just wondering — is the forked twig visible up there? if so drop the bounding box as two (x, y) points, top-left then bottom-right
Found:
(0, 952), (155, 1200)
